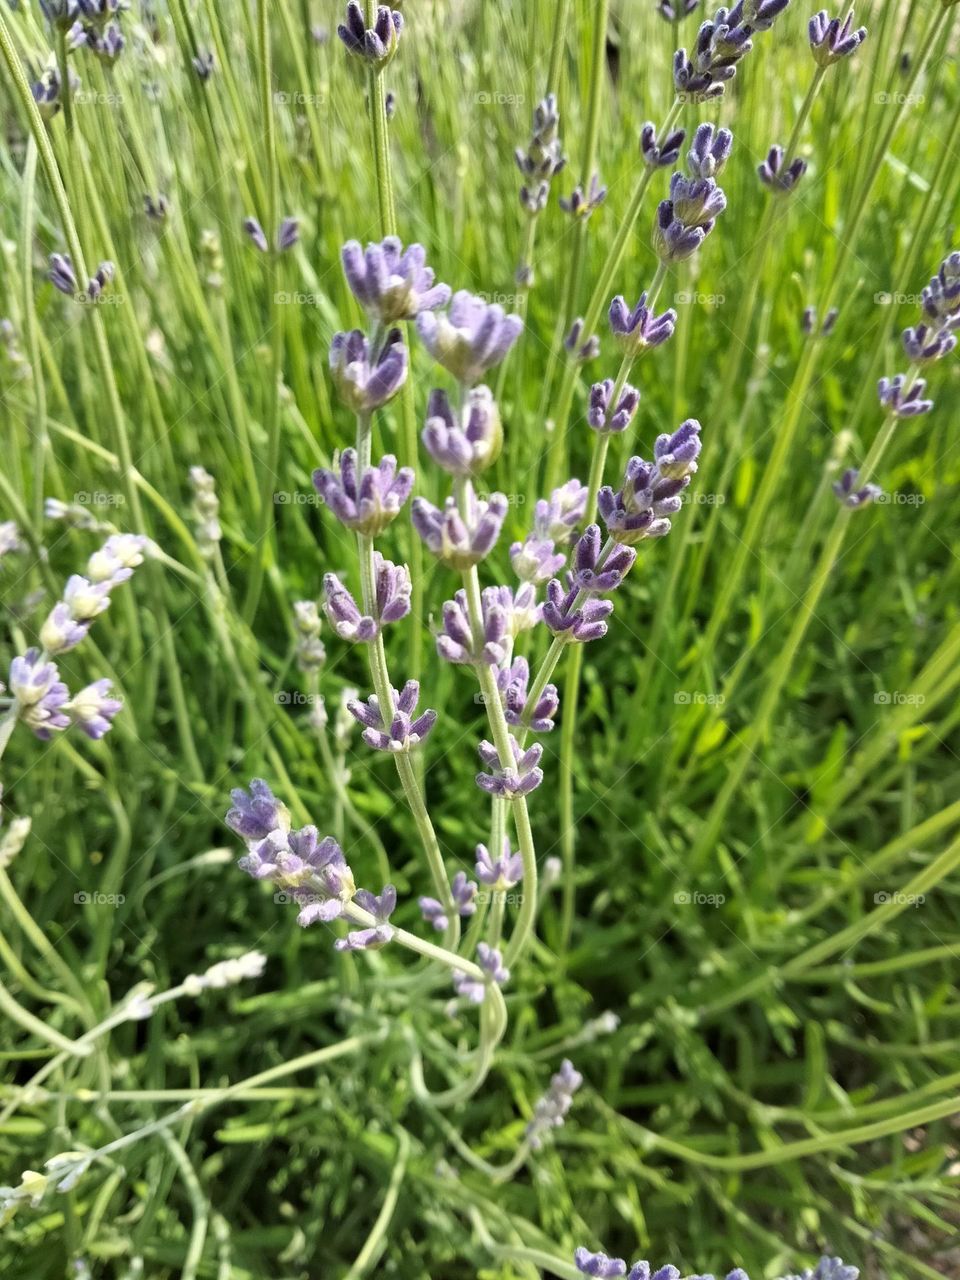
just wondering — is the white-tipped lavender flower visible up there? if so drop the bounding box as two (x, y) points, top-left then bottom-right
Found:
(832, 468), (882, 510)
(337, 1), (403, 67)
(8, 651), (71, 740)
(436, 589), (509, 666)
(559, 173), (607, 219)
(86, 22), (124, 62)
(902, 322), (956, 364)
(293, 601), (325, 673)
(238, 820), (354, 912)
(412, 488), (508, 569)
(313, 449), (414, 535)
(877, 374), (933, 417)
(640, 122), (687, 170)
(329, 329), (408, 414)
(67, 679), (122, 740)
(476, 737), (543, 797)
(188, 466), (221, 558)
(525, 1058), (582, 1150)
(341, 238), (450, 322)
(419, 871), (477, 932)
(758, 144), (807, 193)
(323, 556), (411, 641)
(421, 386), (502, 476)
(687, 122), (733, 177)
(336, 885), (396, 952)
(475, 838), (523, 889)
(225, 778), (292, 842)
(497, 657), (558, 732)
(534, 479), (588, 541)
(347, 681), (437, 752)
(570, 525), (637, 593)
(510, 535), (566, 584)
(416, 291), (523, 385)
(808, 10), (867, 67)
(39, 603), (91, 656)
(565, 318), (601, 363)
(0, 522), (23, 559)
(542, 580), (613, 641)
(655, 419), (703, 478)
(803, 306), (839, 337)
(652, 200), (709, 264)
(452, 942), (509, 1003)
(40, 0), (79, 30)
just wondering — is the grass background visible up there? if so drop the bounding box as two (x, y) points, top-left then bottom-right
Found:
(1, 0), (959, 1276)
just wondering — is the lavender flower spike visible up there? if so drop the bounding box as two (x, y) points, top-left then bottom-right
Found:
(475, 838), (524, 889)
(498, 657), (559, 732)
(832, 468), (881, 510)
(336, 885), (396, 952)
(436, 588), (509, 666)
(412, 488), (508, 569)
(588, 379), (641, 434)
(242, 217), (269, 253)
(653, 200), (708, 264)
(570, 525), (637, 593)
(902, 322), (957, 364)
(416, 291), (523, 385)
(341, 237), (450, 323)
(525, 1058), (583, 1149)
(313, 449), (414, 535)
(476, 737), (543, 797)
(420, 871), (477, 932)
(422, 386), (502, 475)
(337, 2), (403, 68)
(68, 679), (122, 739)
(277, 218), (300, 252)
(779, 1257), (859, 1280)
(877, 374), (934, 417)
(8, 650), (71, 739)
(687, 122), (733, 178)
(758, 144), (807, 193)
(534, 479), (588, 541)
(452, 942), (509, 1003)
(809, 10), (867, 67)
(574, 1250), (627, 1278)
(323, 555), (411, 641)
(329, 329), (408, 414)
(542, 579), (613, 641)
(609, 293), (678, 354)
(347, 681), (437, 752)
(655, 418), (702, 477)
(921, 252), (960, 324)
(640, 121), (686, 169)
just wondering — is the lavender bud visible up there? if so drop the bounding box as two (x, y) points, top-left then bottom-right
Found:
(337, 1), (403, 68)
(40, 0), (80, 31)
(525, 1058), (583, 1149)
(877, 374), (934, 417)
(516, 93), (566, 212)
(640, 121), (686, 169)
(192, 51), (215, 81)
(277, 217), (300, 252)
(293, 601), (326, 673)
(416, 291), (523, 385)
(587, 379), (641, 434)
(422, 386), (502, 476)
(655, 418), (702, 478)
(475, 838), (523, 889)
(610, 292), (678, 355)
(336, 884), (397, 952)
(476, 737), (543, 796)
(323, 555), (410, 641)
(8, 650), (71, 739)
(497, 656), (558, 732)
(347, 680), (437, 752)
(657, 0), (701, 18)
(901, 322), (956, 364)
(87, 22), (124, 62)
(570, 524), (637, 592)
(189, 465), (221, 557)
(809, 10), (868, 67)
(48, 253), (78, 297)
(758, 144), (807, 193)
(564, 318), (601, 363)
(68, 679), (122, 739)
(534, 479), (588, 541)
(510, 536), (565, 584)
(412, 488), (508, 569)
(686, 122), (733, 177)
(921, 252), (960, 324)
(574, 1251), (626, 1279)
(542, 580), (613, 642)
(833, 468), (881, 509)
(225, 779), (291, 842)
(39, 602), (91, 655)
(822, 307), (839, 335)
(329, 328), (408, 413)
(144, 193), (170, 222)
(653, 200), (709, 264)
(341, 237), (450, 323)
(669, 172), (727, 227)
(419, 872), (476, 932)
(559, 172), (607, 219)
(313, 449), (414, 535)
(453, 942), (510, 1003)
(436, 589), (509, 666)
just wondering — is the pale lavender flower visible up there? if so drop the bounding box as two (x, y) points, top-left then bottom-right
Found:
(341, 237), (449, 323)
(86, 22), (123, 62)
(809, 10), (867, 67)
(87, 534), (148, 584)
(277, 218), (300, 252)
(323, 556), (410, 641)
(475, 838), (523, 888)
(542, 579), (613, 641)
(48, 254), (115, 302)
(416, 291), (523, 385)
(39, 602), (91, 656)
(832, 468), (881, 509)
(559, 173), (607, 219)
(8, 650), (71, 739)
(497, 657), (558, 732)
(337, 1), (403, 67)
(31, 68), (73, 121)
(189, 466), (222, 558)
(569, 525), (637, 592)
(877, 374), (933, 417)
(412, 488), (508, 569)
(422, 386), (502, 476)
(609, 293), (678, 354)
(61, 575), (112, 623)
(758, 144), (807, 193)
(0, 522), (23, 558)
(347, 681), (437, 752)
(242, 218), (269, 252)
(534, 479), (587, 541)
(516, 93), (566, 214)
(313, 450), (414, 535)
(565, 318), (601, 363)
(902, 322), (956, 364)
(436, 589), (509, 665)
(68, 679), (122, 739)
(574, 1251), (626, 1279)
(329, 329), (408, 414)
(687, 122), (733, 177)
(526, 1058), (582, 1149)
(476, 737), (543, 796)
(225, 778), (291, 842)
(40, 0), (79, 30)
(640, 121), (686, 168)
(453, 942), (509, 1003)
(510, 536), (566, 584)
(779, 1258), (858, 1280)
(293, 601), (325, 673)
(336, 884), (396, 952)
(588, 379), (641, 435)
(496, 582), (542, 635)
(76, 0), (125, 23)
(419, 872), (477, 932)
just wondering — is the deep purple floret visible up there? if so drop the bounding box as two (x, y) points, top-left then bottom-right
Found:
(809, 10), (867, 66)
(569, 525), (637, 593)
(653, 199), (709, 263)
(436, 588), (510, 665)
(833, 468), (882, 510)
(337, 2), (403, 66)
(758, 144), (807, 193)
(902, 322), (956, 364)
(559, 172), (607, 219)
(541, 579), (613, 642)
(565, 318), (601, 362)
(877, 374), (933, 417)
(640, 121), (687, 168)
(323, 556), (410, 641)
(574, 1250), (627, 1279)
(226, 779), (290, 841)
(610, 290), (678, 355)
(412, 488), (508, 568)
(687, 122), (733, 178)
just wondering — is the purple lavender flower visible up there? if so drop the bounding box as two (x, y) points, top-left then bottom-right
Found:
(313, 450), (414, 535)
(609, 292), (678, 353)
(921, 252), (960, 324)
(49, 254), (115, 302)
(516, 93), (566, 213)
(8, 650), (71, 739)
(809, 10), (867, 67)
(597, 424), (702, 545)
(453, 942), (509, 1003)
(780, 1258), (859, 1280)
(574, 1251), (626, 1279)
(833, 468), (881, 509)
(510, 535), (566, 584)
(758, 144), (807, 193)
(476, 737), (543, 797)
(421, 386), (502, 475)
(225, 779), (292, 842)
(412, 488), (508, 569)
(641, 121), (687, 169)
(416, 291), (523, 385)
(61, 575), (112, 622)
(687, 122), (733, 177)
(655, 419), (702, 478)
(76, 0), (124, 23)
(436, 589), (509, 665)
(559, 173), (607, 219)
(144, 193), (170, 221)
(337, 1), (403, 67)
(877, 374), (933, 417)
(87, 533), (148, 584)
(39, 602), (91, 655)
(587, 379), (641, 434)
(674, 1), (790, 101)
(658, 0), (700, 18)
(31, 68), (72, 121)
(329, 329), (408, 414)
(277, 218), (300, 252)
(805, 306), (839, 337)
(534, 479), (588, 541)
(669, 171), (727, 227)
(570, 525), (637, 592)
(335, 884), (397, 952)
(526, 1058), (583, 1149)
(341, 237), (450, 323)
(419, 871), (477, 932)
(565, 318), (601, 363)
(68, 679), (122, 739)
(496, 582), (542, 635)
(542, 579), (613, 641)
(323, 555), (410, 641)
(902, 322), (956, 363)
(476, 838), (523, 888)
(86, 22), (123, 62)
(347, 681), (437, 752)
(240, 822), (353, 901)
(652, 200), (709, 264)
(497, 657), (558, 732)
